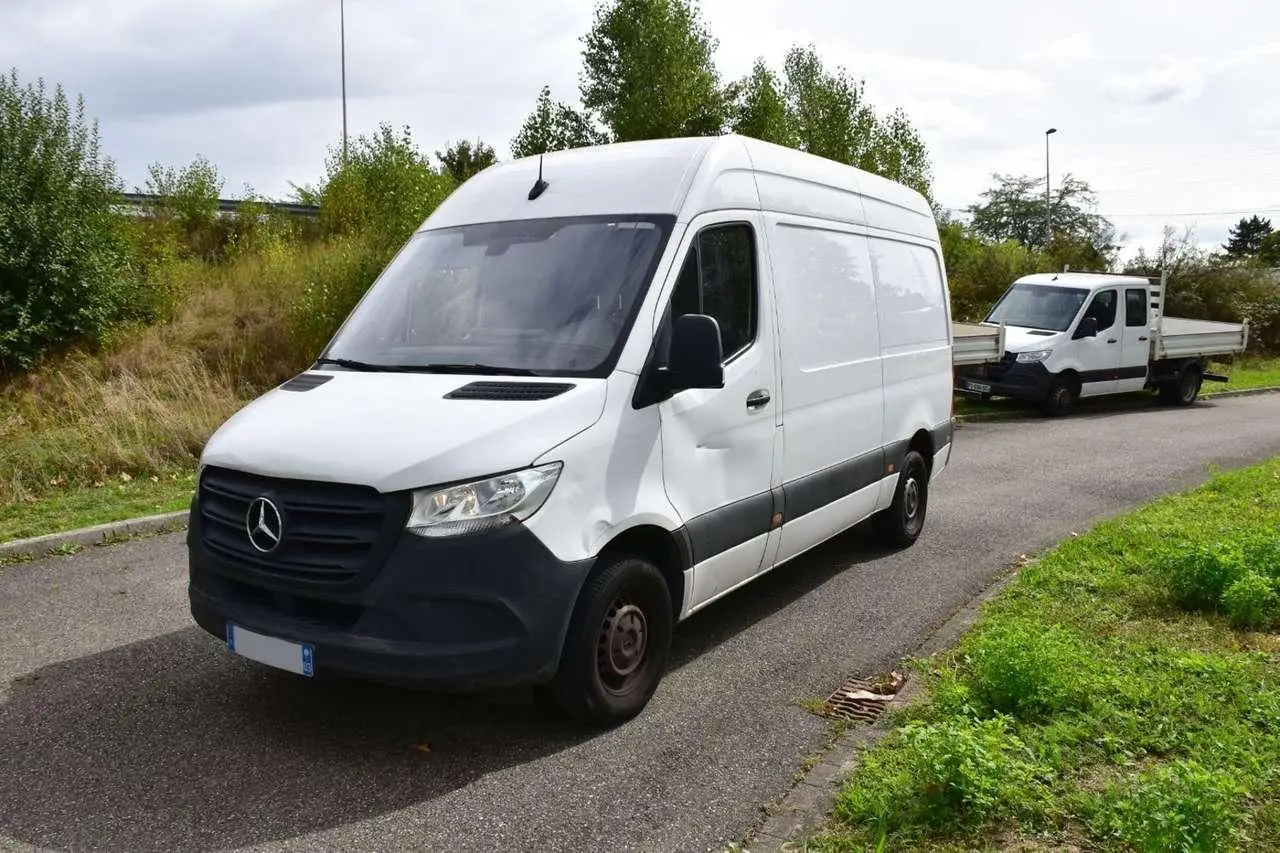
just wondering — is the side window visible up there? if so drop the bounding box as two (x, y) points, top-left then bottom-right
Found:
(1125, 288), (1147, 327)
(1084, 289), (1117, 330)
(667, 223), (757, 361)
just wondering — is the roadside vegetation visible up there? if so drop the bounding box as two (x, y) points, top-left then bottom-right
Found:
(2, 0), (1278, 543)
(811, 456), (1280, 852)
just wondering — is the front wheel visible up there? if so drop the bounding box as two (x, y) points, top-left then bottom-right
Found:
(1042, 376), (1079, 417)
(544, 554), (673, 727)
(872, 449), (930, 549)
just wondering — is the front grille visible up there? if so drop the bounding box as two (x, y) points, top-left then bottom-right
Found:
(197, 465), (402, 589)
(983, 351), (1017, 381)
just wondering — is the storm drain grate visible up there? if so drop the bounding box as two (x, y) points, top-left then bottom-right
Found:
(817, 670), (908, 723)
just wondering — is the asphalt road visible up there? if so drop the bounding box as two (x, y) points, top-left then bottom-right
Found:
(3, 393), (1279, 853)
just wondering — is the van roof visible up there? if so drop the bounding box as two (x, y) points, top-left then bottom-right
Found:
(419, 134), (937, 241)
(1015, 272), (1154, 291)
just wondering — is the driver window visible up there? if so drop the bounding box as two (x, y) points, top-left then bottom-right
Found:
(1083, 289), (1117, 330)
(665, 223), (757, 362)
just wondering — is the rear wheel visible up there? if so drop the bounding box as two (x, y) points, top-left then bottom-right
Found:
(1159, 363), (1202, 406)
(544, 554), (673, 727)
(872, 449), (929, 549)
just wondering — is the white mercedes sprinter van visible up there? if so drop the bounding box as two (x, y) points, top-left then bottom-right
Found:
(187, 134), (956, 726)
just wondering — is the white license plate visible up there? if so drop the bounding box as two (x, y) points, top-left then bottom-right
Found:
(226, 622), (314, 676)
(964, 380), (991, 393)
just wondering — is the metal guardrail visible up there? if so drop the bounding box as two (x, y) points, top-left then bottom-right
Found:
(116, 192), (320, 219)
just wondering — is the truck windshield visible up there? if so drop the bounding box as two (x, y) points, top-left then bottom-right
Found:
(984, 283), (1089, 332)
(320, 215), (675, 377)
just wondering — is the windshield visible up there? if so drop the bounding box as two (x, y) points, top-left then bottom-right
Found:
(984, 283), (1089, 332)
(321, 215), (675, 377)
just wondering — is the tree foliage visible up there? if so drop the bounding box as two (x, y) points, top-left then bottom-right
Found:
(0, 67), (140, 371)
(435, 138), (498, 185)
(579, 0), (725, 142)
(1260, 231), (1280, 268)
(1223, 214), (1273, 258)
(967, 173), (1119, 267)
(510, 85), (608, 158)
(725, 59), (793, 147)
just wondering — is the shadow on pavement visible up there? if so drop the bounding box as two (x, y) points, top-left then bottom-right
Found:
(0, 525), (887, 852)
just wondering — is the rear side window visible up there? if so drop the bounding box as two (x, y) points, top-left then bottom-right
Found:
(1125, 288), (1148, 327)
(669, 223), (757, 361)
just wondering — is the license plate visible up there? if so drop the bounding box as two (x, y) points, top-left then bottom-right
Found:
(964, 380), (992, 393)
(226, 622), (314, 676)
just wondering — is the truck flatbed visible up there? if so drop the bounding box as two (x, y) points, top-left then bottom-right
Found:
(1155, 316), (1250, 361)
(952, 321), (1005, 366)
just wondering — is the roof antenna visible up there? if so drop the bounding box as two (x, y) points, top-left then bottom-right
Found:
(528, 154), (549, 200)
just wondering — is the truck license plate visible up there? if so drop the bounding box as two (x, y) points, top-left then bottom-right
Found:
(964, 380), (991, 393)
(226, 622), (314, 676)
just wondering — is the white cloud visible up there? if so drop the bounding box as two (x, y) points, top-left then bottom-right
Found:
(1102, 61), (1205, 105)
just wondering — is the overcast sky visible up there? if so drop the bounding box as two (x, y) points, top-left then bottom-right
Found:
(4, 0), (1279, 260)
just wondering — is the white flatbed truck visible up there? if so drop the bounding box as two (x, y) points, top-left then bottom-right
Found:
(952, 271), (1249, 415)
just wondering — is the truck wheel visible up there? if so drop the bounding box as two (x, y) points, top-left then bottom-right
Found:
(1042, 376), (1078, 417)
(544, 554), (673, 727)
(872, 449), (929, 548)
(1159, 364), (1202, 406)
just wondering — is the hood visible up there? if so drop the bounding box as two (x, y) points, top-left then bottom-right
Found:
(200, 371), (608, 493)
(1001, 325), (1067, 353)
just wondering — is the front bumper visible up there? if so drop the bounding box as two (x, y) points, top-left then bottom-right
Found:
(187, 488), (594, 691)
(955, 359), (1054, 401)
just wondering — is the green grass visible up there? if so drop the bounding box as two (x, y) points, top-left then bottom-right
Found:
(0, 470), (194, 544)
(954, 356), (1280, 420)
(810, 456), (1280, 852)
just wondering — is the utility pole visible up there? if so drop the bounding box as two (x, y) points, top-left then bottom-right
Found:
(1045, 127), (1057, 250)
(340, 0), (348, 164)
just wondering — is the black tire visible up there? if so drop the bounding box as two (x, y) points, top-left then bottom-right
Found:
(544, 554), (673, 727)
(1158, 363), (1202, 406)
(1042, 375), (1078, 417)
(872, 449), (929, 549)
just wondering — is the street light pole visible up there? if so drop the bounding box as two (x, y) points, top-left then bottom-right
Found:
(1045, 127), (1057, 250)
(340, 0), (348, 164)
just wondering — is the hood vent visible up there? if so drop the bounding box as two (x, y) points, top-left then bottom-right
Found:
(279, 373), (334, 392)
(445, 381), (575, 401)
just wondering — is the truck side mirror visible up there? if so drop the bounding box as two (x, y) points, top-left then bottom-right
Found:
(664, 314), (725, 392)
(1074, 316), (1099, 339)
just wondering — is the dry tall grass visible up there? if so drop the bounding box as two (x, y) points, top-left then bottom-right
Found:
(0, 236), (385, 504)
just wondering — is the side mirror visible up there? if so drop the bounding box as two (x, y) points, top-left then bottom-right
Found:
(1074, 316), (1099, 339)
(664, 314), (724, 392)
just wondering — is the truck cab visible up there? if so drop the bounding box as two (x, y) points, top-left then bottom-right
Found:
(955, 272), (1248, 415)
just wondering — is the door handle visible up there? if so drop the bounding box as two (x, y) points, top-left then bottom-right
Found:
(1138, 336), (1148, 341)
(1107, 338), (1118, 344)
(746, 389), (771, 410)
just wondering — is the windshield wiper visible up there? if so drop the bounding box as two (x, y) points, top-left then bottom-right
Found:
(314, 357), (396, 372)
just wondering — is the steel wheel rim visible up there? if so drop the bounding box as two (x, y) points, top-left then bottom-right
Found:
(904, 477), (920, 520)
(597, 598), (648, 693)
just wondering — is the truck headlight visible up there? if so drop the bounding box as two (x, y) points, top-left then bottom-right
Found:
(406, 463), (562, 538)
(1015, 349), (1052, 364)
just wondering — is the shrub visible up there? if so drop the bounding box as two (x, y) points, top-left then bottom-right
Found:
(1091, 759), (1246, 853)
(963, 620), (1090, 717)
(1157, 543), (1244, 611)
(1221, 571), (1279, 631)
(288, 235), (393, 360)
(0, 68), (141, 371)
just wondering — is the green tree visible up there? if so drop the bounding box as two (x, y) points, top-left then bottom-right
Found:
(1222, 214), (1273, 257)
(435, 138), (498, 185)
(510, 85), (608, 158)
(781, 45), (877, 168)
(579, 0), (726, 141)
(0, 68), (138, 371)
(725, 58), (793, 147)
(967, 173), (1118, 265)
(1259, 230), (1280, 267)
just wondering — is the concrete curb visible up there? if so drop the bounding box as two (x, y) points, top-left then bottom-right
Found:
(0, 510), (189, 564)
(738, 564), (1024, 852)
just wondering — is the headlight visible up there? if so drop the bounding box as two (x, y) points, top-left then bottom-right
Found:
(406, 463), (562, 538)
(1015, 349), (1052, 364)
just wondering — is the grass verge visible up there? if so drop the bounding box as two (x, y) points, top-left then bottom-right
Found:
(0, 470), (195, 544)
(811, 457), (1280, 852)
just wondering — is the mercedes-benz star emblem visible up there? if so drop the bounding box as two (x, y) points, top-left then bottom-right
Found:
(246, 496), (283, 553)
